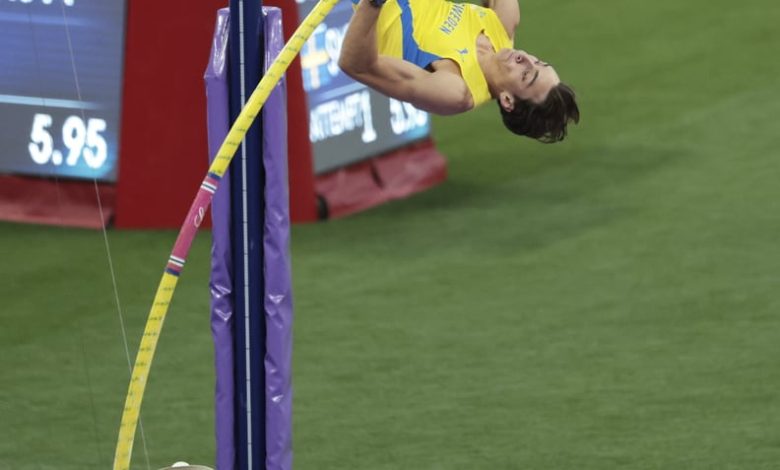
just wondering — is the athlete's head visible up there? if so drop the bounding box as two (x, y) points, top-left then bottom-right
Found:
(493, 49), (579, 143)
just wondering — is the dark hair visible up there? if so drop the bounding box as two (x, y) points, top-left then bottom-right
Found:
(499, 82), (580, 143)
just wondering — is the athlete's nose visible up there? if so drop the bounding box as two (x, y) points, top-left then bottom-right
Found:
(515, 51), (534, 69)
(514, 51), (528, 61)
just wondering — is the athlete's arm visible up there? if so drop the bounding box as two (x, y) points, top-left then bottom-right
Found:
(483, 0), (520, 40)
(339, 0), (474, 115)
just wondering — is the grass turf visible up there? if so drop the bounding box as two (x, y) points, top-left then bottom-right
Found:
(1, 0), (780, 468)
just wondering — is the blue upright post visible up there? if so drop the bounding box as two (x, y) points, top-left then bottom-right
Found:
(228, 1), (265, 469)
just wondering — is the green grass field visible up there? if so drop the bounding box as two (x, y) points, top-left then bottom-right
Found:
(2, 0), (780, 468)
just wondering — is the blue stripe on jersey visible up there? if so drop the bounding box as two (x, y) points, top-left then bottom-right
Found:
(397, 0), (441, 68)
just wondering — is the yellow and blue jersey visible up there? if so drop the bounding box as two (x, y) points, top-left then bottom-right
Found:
(353, 0), (513, 107)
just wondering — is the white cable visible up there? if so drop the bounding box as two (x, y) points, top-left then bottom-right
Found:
(59, 4), (152, 469)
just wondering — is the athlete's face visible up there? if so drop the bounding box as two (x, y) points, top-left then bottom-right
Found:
(496, 49), (560, 106)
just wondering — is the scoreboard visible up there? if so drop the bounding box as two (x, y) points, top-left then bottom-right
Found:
(295, 0), (431, 174)
(0, 0), (431, 181)
(0, 0), (126, 182)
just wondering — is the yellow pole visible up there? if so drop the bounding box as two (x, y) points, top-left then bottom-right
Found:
(112, 1), (340, 468)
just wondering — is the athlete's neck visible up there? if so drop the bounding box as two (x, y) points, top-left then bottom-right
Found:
(476, 33), (501, 99)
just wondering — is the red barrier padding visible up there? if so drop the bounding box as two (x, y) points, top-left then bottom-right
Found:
(315, 138), (447, 219)
(0, 175), (115, 229)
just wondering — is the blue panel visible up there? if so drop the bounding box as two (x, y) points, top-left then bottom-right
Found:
(0, 1), (126, 182)
(294, 0), (433, 173)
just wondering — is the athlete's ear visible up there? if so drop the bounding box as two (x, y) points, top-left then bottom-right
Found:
(499, 91), (515, 112)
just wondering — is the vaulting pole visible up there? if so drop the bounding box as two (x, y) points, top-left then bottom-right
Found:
(112, 2), (339, 468)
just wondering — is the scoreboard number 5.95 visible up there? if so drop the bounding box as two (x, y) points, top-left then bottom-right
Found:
(28, 113), (109, 170)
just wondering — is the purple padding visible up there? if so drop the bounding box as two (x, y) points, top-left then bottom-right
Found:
(206, 8), (235, 470)
(261, 7), (293, 470)
(208, 6), (291, 470)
